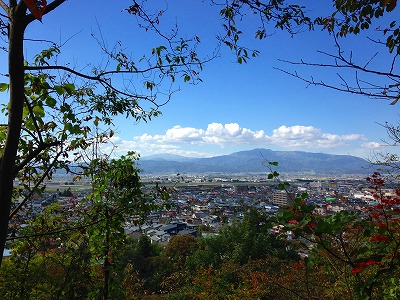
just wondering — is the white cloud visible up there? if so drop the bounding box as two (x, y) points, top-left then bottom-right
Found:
(133, 122), (268, 146)
(342, 134), (364, 141)
(165, 125), (204, 141)
(362, 142), (386, 149)
(270, 125), (364, 148)
(103, 123), (366, 157)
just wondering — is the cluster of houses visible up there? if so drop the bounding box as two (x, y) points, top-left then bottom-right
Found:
(9, 176), (400, 248)
(121, 176), (399, 245)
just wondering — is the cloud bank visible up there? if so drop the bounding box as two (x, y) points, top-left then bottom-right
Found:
(137, 123), (363, 147)
(101, 122), (371, 157)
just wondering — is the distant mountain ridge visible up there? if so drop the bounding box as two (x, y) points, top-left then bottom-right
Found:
(139, 148), (372, 175)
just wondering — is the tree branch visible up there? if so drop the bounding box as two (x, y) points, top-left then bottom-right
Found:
(276, 34), (400, 104)
(129, 1), (177, 43)
(278, 56), (400, 80)
(24, 96), (43, 144)
(274, 67), (399, 102)
(24, 63), (201, 107)
(0, 1), (9, 15)
(14, 140), (61, 175)
(9, 149), (62, 219)
(24, 64), (158, 101)
(43, 0), (66, 15)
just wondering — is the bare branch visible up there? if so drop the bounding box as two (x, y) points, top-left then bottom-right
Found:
(0, 1), (9, 16)
(355, 71), (361, 92)
(9, 150), (62, 219)
(276, 34), (400, 104)
(24, 64), (154, 101)
(14, 140), (61, 175)
(363, 52), (378, 69)
(279, 56), (400, 80)
(130, 1), (177, 44)
(43, 0), (66, 15)
(390, 54), (398, 74)
(337, 73), (349, 90)
(274, 67), (398, 101)
(24, 96), (43, 144)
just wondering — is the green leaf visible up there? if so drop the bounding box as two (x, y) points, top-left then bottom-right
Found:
(0, 83), (9, 92)
(277, 210), (294, 221)
(22, 106), (30, 119)
(45, 97), (57, 108)
(64, 83), (76, 95)
(54, 85), (64, 95)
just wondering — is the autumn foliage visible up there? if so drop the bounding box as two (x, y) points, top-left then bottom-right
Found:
(275, 172), (400, 299)
(23, 0), (47, 21)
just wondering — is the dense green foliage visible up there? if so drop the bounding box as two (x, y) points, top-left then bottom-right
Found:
(0, 207), (303, 299)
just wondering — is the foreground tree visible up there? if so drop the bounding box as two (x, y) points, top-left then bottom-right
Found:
(273, 172), (400, 299)
(0, 0), (205, 267)
(85, 153), (155, 299)
(1, 154), (159, 299)
(0, 0), (316, 267)
(0, 203), (93, 299)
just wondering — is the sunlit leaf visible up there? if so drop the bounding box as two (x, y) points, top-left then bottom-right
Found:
(64, 83), (76, 95)
(0, 83), (9, 92)
(22, 106), (30, 119)
(33, 105), (45, 118)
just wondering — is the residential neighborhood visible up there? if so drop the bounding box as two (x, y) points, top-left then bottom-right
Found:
(8, 173), (395, 248)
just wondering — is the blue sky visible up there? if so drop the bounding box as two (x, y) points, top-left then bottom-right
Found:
(1, 1), (400, 159)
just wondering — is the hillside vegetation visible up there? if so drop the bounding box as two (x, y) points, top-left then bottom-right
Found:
(1, 172), (400, 299)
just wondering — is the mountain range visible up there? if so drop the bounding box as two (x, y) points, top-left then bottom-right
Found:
(139, 148), (373, 175)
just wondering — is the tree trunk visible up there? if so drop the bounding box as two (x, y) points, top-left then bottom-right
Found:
(0, 5), (26, 267)
(103, 214), (111, 300)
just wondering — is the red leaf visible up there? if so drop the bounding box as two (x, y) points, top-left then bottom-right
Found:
(351, 267), (363, 274)
(23, 0), (47, 21)
(371, 234), (391, 244)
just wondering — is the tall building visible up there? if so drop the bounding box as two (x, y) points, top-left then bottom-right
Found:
(271, 190), (294, 206)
